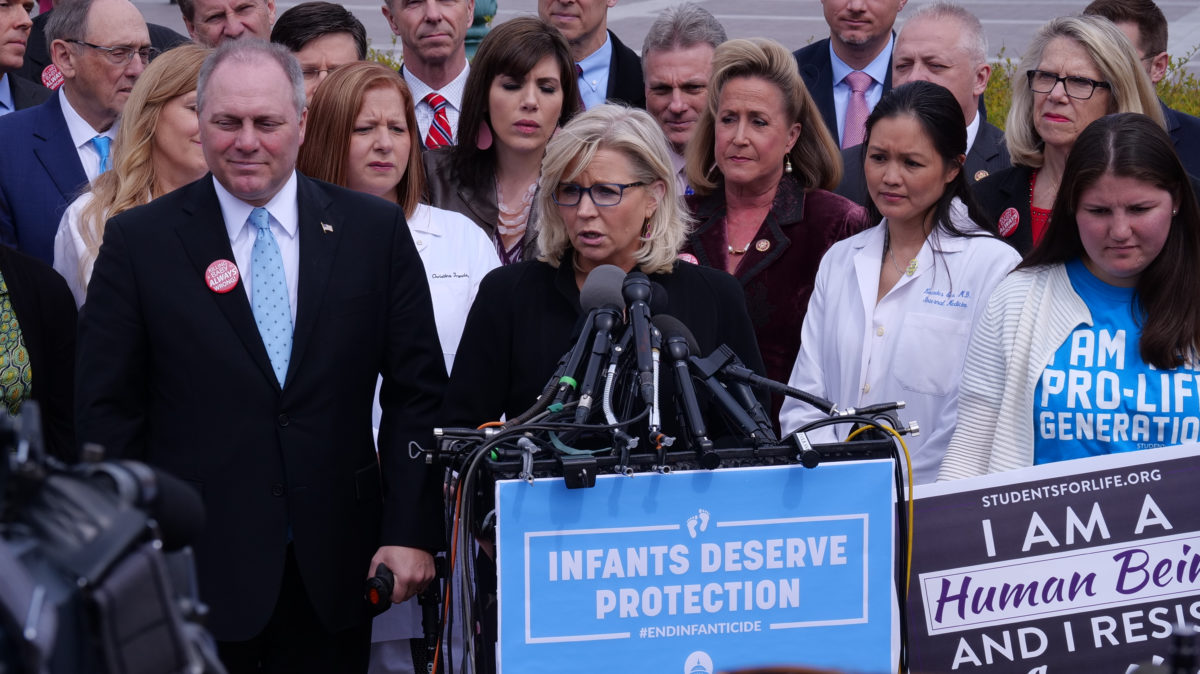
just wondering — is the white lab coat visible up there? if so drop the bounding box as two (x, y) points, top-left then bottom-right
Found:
(779, 199), (1020, 484)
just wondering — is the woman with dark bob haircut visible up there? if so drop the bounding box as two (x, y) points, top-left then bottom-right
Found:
(942, 113), (1200, 479)
(780, 81), (1020, 485)
(423, 16), (580, 264)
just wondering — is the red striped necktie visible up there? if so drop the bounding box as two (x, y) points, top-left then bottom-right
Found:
(423, 92), (453, 149)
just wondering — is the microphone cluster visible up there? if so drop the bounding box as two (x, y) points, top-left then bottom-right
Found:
(432, 264), (897, 480)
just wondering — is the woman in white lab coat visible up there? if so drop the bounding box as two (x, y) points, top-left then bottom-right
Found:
(778, 81), (1021, 484)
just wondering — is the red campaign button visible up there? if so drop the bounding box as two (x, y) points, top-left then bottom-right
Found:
(677, 253), (699, 265)
(998, 207), (1019, 238)
(41, 65), (64, 90)
(205, 259), (240, 293)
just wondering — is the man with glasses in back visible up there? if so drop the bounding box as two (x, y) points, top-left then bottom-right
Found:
(1083, 0), (1200, 176)
(0, 0), (151, 263)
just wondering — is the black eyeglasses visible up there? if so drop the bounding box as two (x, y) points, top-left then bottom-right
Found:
(1025, 69), (1111, 100)
(68, 40), (158, 66)
(552, 182), (646, 207)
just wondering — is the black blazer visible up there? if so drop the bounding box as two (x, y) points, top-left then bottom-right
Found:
(972, 164), (1034, 255)
(606, 30), (645, 109)
(1163, 99), (1200, 179)
(0, 245), (75, 460)
(442, 258), (765, 439)
(835, 120), (1011, 207)
(76, 174), (448, 641)
(793, 37), (893, 146)
(8, 73), (51, 110)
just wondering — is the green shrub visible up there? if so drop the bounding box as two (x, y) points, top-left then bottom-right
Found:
(984, 45), (1200, 131)
(368, 35), (402, 71)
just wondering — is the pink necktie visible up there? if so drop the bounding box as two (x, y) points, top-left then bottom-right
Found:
(842, 70), (873, 149)
(423, 92), (452, 149)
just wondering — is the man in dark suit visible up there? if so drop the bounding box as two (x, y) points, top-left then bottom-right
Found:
(793, 0), (906, 148)
(0, 0), (150, 264)
(1084, 0), (1200, 177)
(382, 0), (473, 146)
(540, 0), (644, 109)
(835, 3), (1010, 206)
(0, 0), (51, 115)
(76, 40), (446, 673)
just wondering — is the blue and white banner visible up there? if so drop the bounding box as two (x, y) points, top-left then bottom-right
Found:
(495, 460), (896, 673)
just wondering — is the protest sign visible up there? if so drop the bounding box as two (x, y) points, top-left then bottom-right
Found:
(909, 444), (1200, 672)
(496, 460), (896, 673)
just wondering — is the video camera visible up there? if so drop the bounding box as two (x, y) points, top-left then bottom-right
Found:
(0, 403), (224, 674)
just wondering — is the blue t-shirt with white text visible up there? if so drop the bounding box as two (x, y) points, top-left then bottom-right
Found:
(1033, 259), (1200, 463)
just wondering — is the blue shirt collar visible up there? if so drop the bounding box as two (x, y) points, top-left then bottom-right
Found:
(829, 35), (893, 87)
(0, 74), (14, 116)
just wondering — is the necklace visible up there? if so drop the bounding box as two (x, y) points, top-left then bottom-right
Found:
(497, 179), (537, 236)
(883, 229), (919, 277)
(728, 242), (751, 255)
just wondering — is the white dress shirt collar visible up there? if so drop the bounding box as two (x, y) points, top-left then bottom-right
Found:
(58, 88), (117, 181)
(405, 62), (470, 142)
(214, 172), (301, 323)
(964, 112), (981, 157)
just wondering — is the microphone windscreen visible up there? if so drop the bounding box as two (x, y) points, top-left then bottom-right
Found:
(579, 264), (627, 310)
(649, 282), (668, 315)
(146, 468), (206, 551)
(651, 314), (700, 355)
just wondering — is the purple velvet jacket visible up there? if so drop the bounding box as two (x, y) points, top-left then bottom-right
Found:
(684, 175), (868, 406)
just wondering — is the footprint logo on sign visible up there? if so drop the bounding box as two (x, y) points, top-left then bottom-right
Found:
(686, 509), (710, 538)
(684, 651), (713, 674)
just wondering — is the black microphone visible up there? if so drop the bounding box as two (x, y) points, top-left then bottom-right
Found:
(572, 266), (628, 422)
(623, 271), (657, 408)
(80, 459), (206, 552)
(652, 315), (718, 469)
(714, 353), (839, 416)
(685, 347), (774, 444)
(546, 264), (627, 409)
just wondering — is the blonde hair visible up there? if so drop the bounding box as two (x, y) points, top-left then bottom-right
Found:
(1005, 14), (1164, 167)
(686, 38), (842, 195)
(536, 105), (690, 275)
(297, 62), (425, 217)
(78, 43), (210, 283)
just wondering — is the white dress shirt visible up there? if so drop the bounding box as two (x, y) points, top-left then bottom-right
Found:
(59, 88), (116, 182)
(53, 190), (97, 307)
(404, 63), (470, 144)
(215, 172), (300, 325)
(779, 199), (1021, 484)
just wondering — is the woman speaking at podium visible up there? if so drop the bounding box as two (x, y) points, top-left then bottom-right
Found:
(779, 82), (1021, 485)
(442, 104), (764, 442)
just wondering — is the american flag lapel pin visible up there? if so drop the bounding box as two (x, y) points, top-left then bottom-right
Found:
(320, 222), (333, 234)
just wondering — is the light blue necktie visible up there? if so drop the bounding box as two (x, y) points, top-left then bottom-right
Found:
(249, 207), (292, 386)
(92, 136), (111, 173)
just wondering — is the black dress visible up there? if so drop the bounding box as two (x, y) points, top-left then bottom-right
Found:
(442, 256), (766, 440)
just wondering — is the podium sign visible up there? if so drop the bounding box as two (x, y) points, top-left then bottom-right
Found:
(909, 443), (1200, 672)
(496, 460), (896, 673)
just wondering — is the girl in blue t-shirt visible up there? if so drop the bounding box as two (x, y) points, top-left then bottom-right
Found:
(940, 113), (1200, 479)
